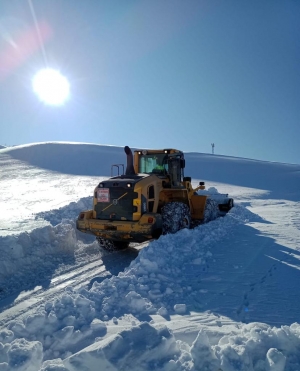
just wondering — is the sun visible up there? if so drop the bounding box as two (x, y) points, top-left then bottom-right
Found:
(32, 68), (70, 106)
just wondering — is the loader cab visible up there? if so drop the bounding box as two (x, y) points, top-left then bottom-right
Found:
(136, 152), (168, 175)
(134, 149), (185, 186)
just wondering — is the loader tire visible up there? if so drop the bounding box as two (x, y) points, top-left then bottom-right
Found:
(203, 198), (219, 223)
(162, 202), (191, 235)
(96, 237), (129, 252)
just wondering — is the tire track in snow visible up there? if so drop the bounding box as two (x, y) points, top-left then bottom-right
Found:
(0, 258), (108, 326)
(0, 242), (142, 327)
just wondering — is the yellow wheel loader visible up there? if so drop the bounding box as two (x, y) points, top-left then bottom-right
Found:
(76, 146), (234, 251)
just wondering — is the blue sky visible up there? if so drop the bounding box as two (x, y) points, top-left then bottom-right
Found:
(0, 0), (299, 164)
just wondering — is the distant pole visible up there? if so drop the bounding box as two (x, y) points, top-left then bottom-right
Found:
(211, 143), (215, 155)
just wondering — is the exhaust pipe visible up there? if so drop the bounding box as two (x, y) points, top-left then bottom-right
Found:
(124, 146), (135, 175)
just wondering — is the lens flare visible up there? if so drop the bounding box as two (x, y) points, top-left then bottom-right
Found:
(32, 68), (70, 106)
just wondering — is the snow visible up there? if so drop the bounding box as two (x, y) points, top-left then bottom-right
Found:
(0, 142), (300, 371)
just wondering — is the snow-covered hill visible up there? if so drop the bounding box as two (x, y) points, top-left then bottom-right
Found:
(0, 142), (300, 371)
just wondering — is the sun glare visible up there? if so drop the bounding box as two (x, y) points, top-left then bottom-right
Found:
(32, 68), (70, 106)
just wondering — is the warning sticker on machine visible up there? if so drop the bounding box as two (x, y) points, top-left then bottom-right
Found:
(97, 188), (110, 202)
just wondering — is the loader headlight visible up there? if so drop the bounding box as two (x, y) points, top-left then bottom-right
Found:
(127, 183), (132, 188)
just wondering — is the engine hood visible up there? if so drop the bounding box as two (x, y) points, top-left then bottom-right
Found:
(98, 173), (150, 188)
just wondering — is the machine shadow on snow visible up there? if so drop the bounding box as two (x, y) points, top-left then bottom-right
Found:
(187, 222), (300, 327)
(87, 246), (139, 290)
(99, 247), (139, 275)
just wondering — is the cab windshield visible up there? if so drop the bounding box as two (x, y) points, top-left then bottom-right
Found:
(138, 153), (168, 174)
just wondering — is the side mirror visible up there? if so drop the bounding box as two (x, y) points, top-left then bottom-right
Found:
(199, 181), (205, 186)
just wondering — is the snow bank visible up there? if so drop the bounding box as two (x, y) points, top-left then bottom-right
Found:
(34, 197), (92, 227)
(3, 204), (300, 370)
(64, 322), (182, 371)
(2, 206), (244, 363)
(1, 321), (300, 370)
(0, 222), (77, 295)
(0, 196), (95, 296)
(213, 322), (300, 371)
(0, 221), (100, 302)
